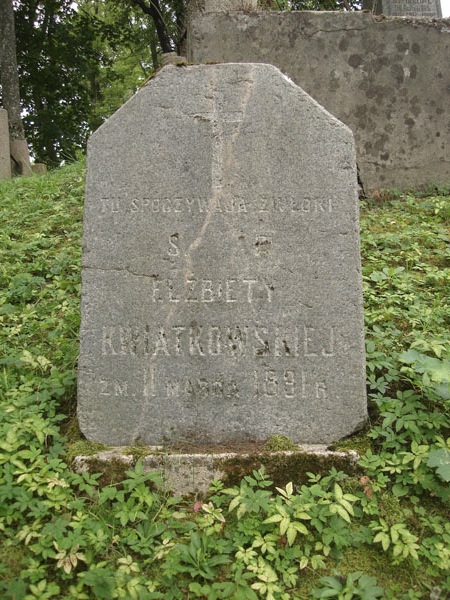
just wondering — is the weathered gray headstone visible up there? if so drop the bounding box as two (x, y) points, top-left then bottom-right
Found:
(0, 109), (11, 180)
(78, 63), (367, 447)
(365, 0), (442, 17)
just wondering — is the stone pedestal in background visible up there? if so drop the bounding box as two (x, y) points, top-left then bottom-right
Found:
(32, 163), (47, 175)
(363, 0), (442, 17)
(203, 0), (258, 12)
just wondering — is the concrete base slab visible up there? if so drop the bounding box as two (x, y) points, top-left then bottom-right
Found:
(73, 445), (360, 496)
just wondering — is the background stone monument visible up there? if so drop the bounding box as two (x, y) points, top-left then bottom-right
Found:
(204, 0), (258, 11)
(364, 0), (442, 17)
(78, 63), (367, 447)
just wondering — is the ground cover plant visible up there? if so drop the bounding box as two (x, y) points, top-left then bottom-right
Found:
(0, 163), (449, 599)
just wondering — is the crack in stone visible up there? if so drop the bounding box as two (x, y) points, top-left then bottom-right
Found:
(305, 26), (368, 37)
(82, 265), (158, 279)
(133, 65), (256, 442)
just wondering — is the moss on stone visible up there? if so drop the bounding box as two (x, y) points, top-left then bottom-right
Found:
(263, 435), (298, 452)
(121, 445), (160, 459)
(0, 545), (25, 580)
(216, 449), (359, 489)
(63, 415), (111, 464)
(330, 432), (372, 456)
(81, 457), (132, 487)
(294, 543), (434, 596)
(63, 415), (83, 443)
(66, 440), (109, 463)
(335, 546), (427, 595)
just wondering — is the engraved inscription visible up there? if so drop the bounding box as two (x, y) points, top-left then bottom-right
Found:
(253, 368), (328, 400)
(259, 197), (333, 214)
(95, 196), (333, 215)
(167, 233), (180, 257)
(164, 376), (239, 400)
(152, 277), (273, 304)
(383, 0), (440, 17)
(101, 323), (336, 358)
(143, 367), (327, 403)
(99, 379), (129, 397)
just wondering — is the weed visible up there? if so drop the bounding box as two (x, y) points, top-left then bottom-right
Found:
(0, 166), (449, 597)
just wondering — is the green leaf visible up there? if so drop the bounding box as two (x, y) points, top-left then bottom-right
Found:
(433, 382), (450, 400)
(293, 522), (309, 535)
(228, 496), (241, 513)
(334, 483), (343, 502)
(294, 511), (312, 520)
(366, 340), (376, 353)
(390, 528), (399, 543)
(373, 532), (390, 551)
(319, 576), (342, 591)
(392, 483), (409, 497)
(339, 499), (355, 516)
(286, 524), (297, 546)
(264, 514), (283, 524)
(336, 505), (351, 523)
(427, 449), (450, 481)
(98, 486), (118, 504)
(399, 348), (422, 365)
(280, 517), (290, 535)
(222, 487), (239, 496)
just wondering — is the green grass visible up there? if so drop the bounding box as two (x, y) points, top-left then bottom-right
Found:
(0, 162), (449, 599)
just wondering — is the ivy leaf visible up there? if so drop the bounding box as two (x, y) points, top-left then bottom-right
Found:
(433, 382), (450, 400)
(400, 350), (450, 383)
(427, 449), (450, 482)
(392, 483), (409, 497)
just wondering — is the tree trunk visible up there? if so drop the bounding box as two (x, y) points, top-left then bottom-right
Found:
(149, 35), (159, 70)
(0, 0), (32, 175)
(132, 0), (173, 54)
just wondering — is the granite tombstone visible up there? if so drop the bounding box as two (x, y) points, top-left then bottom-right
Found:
(78, 63), (367, 446)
